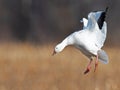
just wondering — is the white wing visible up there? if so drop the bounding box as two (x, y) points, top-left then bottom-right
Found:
(92, 11), (103, 21)
(80, 11), (104, 30)
(85, 11), (107, 48)
(86, 12), (99, 30)
(95, 21), (107, 48)
(80, 18), (88, 29)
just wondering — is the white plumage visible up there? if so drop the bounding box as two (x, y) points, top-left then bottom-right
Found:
(53, 7), (109, 74)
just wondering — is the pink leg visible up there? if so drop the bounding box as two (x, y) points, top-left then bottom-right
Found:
(94, 55), (99, 72)
(84, 59), (93, 74)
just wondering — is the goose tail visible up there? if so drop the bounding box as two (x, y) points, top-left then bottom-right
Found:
(98, 50), (109, 64)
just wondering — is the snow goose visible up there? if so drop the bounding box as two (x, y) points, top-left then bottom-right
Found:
(53, 7), (109, 74)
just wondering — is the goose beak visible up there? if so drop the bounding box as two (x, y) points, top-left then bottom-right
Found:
(52, 50), (56, 56)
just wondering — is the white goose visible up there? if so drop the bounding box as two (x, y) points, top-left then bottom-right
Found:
(53, 7), (109, 74)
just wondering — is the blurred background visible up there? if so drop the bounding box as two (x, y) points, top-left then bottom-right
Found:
(0, 0), (120, 90)
(0, 0), (119, 46)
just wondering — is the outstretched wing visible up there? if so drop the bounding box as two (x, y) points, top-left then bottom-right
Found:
(86, 7), (108, 30)
(86, 7), (108, 48)
(80, 18), (88, 29)
(86, 12), (99, 30)
(80, 11), (103, 30)
(95, 21), (107, 48)
(80, 7), (108, 31)
(97, 7), (108, 29)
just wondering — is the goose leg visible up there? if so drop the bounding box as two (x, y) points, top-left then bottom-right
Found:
(84, 59), (93, 74)
(94, 55), (98, 72)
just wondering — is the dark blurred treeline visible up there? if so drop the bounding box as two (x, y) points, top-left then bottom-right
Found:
(0, 0), (120, 45)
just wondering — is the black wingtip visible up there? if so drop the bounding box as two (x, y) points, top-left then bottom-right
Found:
(105, 7), (109, 13)
(97, 7), (108, 29)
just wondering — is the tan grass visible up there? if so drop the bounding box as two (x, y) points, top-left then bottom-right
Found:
(0, 42), (119, 90)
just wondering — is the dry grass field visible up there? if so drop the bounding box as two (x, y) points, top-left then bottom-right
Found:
(0, 42), (119, 90)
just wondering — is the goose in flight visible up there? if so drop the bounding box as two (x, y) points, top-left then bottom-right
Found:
(53, 7), (109, 74)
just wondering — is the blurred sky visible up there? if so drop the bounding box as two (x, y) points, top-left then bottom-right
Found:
(0, 0), (120, 46)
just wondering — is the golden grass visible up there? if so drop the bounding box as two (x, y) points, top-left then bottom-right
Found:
(0, 42), (120, 90)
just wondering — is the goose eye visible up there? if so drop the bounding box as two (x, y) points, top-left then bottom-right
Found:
(55, 47), (58, 50)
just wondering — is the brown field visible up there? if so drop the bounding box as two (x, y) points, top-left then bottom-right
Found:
(0, 43), (119, 90)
